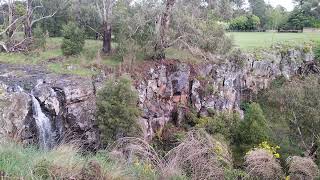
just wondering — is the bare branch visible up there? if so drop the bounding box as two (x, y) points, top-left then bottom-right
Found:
(31, 11), (57, 26)
(0, 15), (25, 36)
(0, 41), (8, 52)
(86, 25), (102, 36)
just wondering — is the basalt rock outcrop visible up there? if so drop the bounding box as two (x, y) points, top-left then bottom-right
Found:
(0, 65), (100, 151)
(136, 47), (316, 140)
(0, 46), (317, 148)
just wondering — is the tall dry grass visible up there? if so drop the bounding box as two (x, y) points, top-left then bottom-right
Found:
(110, 129), (232, 180)
(287, 156), (319, 180)
(244, 149), (284, 180)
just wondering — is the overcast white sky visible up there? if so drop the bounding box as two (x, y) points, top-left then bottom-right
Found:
(266, 0), (295, 11)
(244, 0), (295, 11)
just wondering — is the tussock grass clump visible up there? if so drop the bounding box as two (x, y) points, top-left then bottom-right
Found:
(111, 129), (232, 180)
(0, 140), (127, 179)
(287, 156), (319, 180)
(244, 149), (284, 180)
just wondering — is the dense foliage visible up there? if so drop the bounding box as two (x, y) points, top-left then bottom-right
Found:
(196, 111), (240, 139)
(234, 103), (270, 148)
(96, 76), (141, 145)
(61, 23), (85, 56)
(259, 76), (320, 164)
(229, 15), (261, 31)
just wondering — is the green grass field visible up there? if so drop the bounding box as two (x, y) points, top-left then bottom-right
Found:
(0, 38), (122, 77)
(229, 32), (320, 50)
(0, 32), (319, 77)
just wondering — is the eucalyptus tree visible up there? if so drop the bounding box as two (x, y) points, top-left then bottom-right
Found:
(0, 0), (25, 51)
(24, 0), (69, 38)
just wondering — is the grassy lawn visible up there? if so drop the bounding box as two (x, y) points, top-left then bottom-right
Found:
(229, 32), (320, 50)
(0, 32), (318, 76)
(0, 38), (121, 77)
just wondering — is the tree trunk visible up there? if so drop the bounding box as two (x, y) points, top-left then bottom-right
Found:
(102, 22), (112, 54)
(7, 1), (15, 38)
(25, 0), (33, 38)
(25, 20), (32, 38)
(154, 0), (176, 60)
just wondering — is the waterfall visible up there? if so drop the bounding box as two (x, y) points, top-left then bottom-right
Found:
(31, 95), (53, 150)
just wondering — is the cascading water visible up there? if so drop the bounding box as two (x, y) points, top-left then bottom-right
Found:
(31, 95), (54, 150)
(31, 80), (55, 150)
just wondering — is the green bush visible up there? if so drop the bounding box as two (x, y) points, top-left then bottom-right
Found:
(61, 22), (85, 56)
(234, 103), (270, 149)
(96, 76), (141, 145)
(196, 111), (240, 140)
(224, 168), (247, 180)
(231, 103), (270, 167)
(32, 25), (47, 50)
(229, 15), (261, 31)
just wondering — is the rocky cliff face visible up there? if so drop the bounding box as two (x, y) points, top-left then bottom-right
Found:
(0, 65), (100, 151)
(0, 47), (317, 149)
(136, 48), (316, 140)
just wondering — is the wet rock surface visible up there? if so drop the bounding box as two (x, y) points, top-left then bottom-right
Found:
(0, 64), (99, 151)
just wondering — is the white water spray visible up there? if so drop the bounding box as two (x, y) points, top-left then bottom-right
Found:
(31, 96), (53, 150)
(31, 80), (54, 150)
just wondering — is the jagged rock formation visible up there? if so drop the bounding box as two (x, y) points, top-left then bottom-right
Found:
(0, 46), (317, 148)
(0, 65), (99, 151)
(136, 48), (316, 140)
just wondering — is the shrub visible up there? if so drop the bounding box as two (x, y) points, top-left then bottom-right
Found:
(32, 25), (47, 50)
(258, 141), (281, 159)
(233, 103), (270, 166)
(234, 103), (270, 147)
(287, 156), (319, 179)
(196, 111), (240, 140)
(229, 15), (261, 31)
(244, 149), (284, 179)
(172, 15), (233, 55)
(61, 22), (85, 56)
(96, 76), (141, 145)
(229, 16), (248, 31)
(224, 168), (247, 180)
